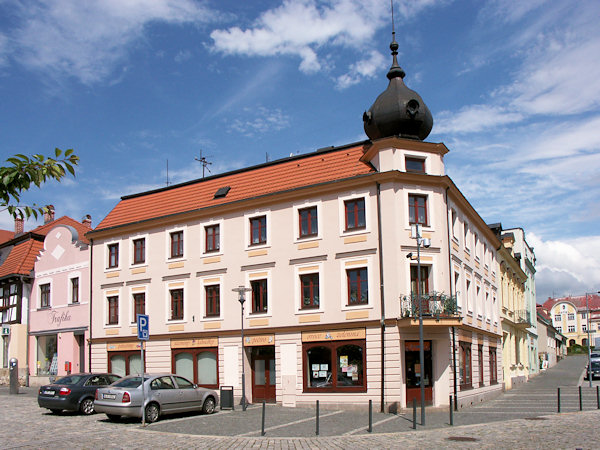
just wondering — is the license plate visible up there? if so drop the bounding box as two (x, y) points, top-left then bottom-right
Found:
(102, 393), (116, 400)
(43, 390), (55, 396)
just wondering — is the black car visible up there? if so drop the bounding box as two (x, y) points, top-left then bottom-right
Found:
(584, 361), (600, 380)
(38, 373), (121, 415)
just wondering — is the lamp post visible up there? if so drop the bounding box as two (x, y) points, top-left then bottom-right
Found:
(233, 285), (252, 411)
(586, 291), (599, 387)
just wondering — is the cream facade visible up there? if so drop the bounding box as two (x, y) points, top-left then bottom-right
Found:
(89, 137), (503, 410)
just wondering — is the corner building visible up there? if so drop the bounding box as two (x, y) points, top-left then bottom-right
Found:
(88, 38), (503, 410)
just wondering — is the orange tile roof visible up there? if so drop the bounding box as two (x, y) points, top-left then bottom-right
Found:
(96, 144), (374, 231)
(0, 239), (44, 278)
(30, 216), (91, 244)
(0, 230), (13, 244)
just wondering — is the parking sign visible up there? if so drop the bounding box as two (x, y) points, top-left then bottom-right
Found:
(137, 314), (149, 341)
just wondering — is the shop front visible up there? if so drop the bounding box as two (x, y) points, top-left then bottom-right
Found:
(245, 334), (275, 403)
(107, 342), (143, 376)
(404, 340), (433, 405)
(171, 337), (219, 389)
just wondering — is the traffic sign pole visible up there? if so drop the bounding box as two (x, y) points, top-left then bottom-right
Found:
(136, 314), (149, 427)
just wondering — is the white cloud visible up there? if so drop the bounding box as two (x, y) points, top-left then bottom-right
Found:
(336, 50), (385, 89)
(210, 0), (391, 74)
(435, 105), (523, 134)
(174, 49), (192, 63)
(6, 0), (212, 85)
(228, 106), (291, 137)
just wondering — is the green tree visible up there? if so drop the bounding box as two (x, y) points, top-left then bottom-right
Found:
(1, 148), (79, 219)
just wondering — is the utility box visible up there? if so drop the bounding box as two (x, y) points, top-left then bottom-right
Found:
(9, 358), (18, 394)
(220, 386), (234, 410)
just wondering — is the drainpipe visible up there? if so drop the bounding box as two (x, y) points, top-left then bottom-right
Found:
(445, 187), (457, 409)
(21, 276), (30, 387)
(376, 182), (386, 413)
(88, 238), (93, 372)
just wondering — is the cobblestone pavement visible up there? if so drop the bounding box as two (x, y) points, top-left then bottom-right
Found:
(0, 355), (599, 449)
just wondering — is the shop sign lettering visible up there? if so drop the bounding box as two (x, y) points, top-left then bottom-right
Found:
(49, 310), (72, 327)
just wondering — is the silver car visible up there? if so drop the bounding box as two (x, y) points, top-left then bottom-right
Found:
(94, 374), (218, 423)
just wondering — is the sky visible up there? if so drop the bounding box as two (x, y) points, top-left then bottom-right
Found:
(0, 0), (599, 302)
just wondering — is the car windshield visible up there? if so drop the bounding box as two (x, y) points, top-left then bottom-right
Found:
(112, 376), (150, 388)
(53, 375), (85, 385)
(591, 362), (600, 369)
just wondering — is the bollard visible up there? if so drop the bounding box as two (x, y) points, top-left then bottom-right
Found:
(261, 400), (266, 436)
(412, 398), (417, 430)
(597, 386), (599, 409)
(9, 358), (18, 395)
(579, 386), (583, 411)
(315, 400), (320, 436)
(368, 399), (373, 433)
(449, 395), (454, 426)
(557, 387), (561, 413)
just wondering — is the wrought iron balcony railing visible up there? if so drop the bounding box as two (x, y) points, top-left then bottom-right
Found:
(514, 309), (531, 325)
(400, 292), (459, 320)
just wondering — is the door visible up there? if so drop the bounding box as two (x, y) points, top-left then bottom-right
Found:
(76, 334), (85, 372)
(252, 352), (276, 403)
(405, 340), (433, 405)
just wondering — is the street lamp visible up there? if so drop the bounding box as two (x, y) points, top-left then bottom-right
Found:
(409, 224), (430, 426)
(586, 291), (599, 388)
(233, 285), (252, 411)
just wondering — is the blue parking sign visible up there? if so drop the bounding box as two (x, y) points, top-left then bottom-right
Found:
(137, 314), (149, 341)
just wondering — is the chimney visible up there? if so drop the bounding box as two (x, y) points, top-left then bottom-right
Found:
(14, 217), (24, 235)
(82, 214), (92, 229)
(43, 205), (55, 224)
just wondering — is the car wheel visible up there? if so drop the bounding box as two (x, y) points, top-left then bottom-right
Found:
(50, 409), (62, 414)
(106, 414), (121, 422)
(80, 398), (95, 415)
(202, 397), (216, 414)
(145, 403), (160, 423)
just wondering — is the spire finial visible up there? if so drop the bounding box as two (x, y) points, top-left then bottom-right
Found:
(388, 0), (405, 80)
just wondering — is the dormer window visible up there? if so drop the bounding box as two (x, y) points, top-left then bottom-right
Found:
(405, 157), (425, 173)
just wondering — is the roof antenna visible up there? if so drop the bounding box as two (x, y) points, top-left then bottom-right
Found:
(166, 159), (170, 186)
(388, 0), (405, 80)
(195, 150), (212, 178)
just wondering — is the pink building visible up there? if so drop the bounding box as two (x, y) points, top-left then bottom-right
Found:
(28, 216), (92, 385)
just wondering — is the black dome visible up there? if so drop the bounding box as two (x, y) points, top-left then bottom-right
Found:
(363, 35), (433, 141)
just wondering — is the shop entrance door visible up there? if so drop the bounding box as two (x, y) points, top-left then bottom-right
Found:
(252, 347), (276, 403)
(405, 340), (433, 405)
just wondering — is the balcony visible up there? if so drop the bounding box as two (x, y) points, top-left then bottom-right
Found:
(400, 292), (460, 320)
(514, 309), (531, 328)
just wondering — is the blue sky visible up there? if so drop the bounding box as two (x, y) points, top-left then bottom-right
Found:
(1, 0), (599, 301)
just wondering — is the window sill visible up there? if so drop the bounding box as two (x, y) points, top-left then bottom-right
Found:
(203, 315), (222, 321)
(297, 308), (322, 314)
(38, 306), (51, 311)
(130, 263), (148, 268)
(105, 324), (120, 328)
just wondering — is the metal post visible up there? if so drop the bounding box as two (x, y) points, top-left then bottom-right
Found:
(261, 401), (266, 436)
(579, 386), (583, 411)
(141, 343), (146, 426)
(586, 294), (593, 388)
(316, 400), (320, 435)
(596, 386), (599, 409)
(557, 387), (561, 413)
(412, 398), (417, 429)
(368, 399), (373, 433)
(417, 232), (426, 426)
(449, 395), (453, 426)
(233, 286), (252, 412)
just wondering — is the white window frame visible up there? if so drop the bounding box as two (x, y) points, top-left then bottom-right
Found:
(293, 200), (322, 243)
(294, 263), (323, 314)
(245, 210), (271, 250)
(200, 275), (223, 321)
(165, 225), (186, 262)
(130, 286), (148, 324)
(404, 189), (433, 231)
(68, 272), (82, 305)
(105, 239), (121, 271)
(245, 270), (272, 317)
(104, 289), (121, 328)
(166, 280), (187, 323)
(38, 278), (52, 309)
(202, 219), (224, 256)
(340, 256), (373, 311)
(130, 233), (149, 268)
(403, 151), (428, 174)
(338, 191), (371, 237)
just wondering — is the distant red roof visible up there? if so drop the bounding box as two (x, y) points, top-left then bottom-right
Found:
(30, 216), (91, 244)
(96, 144), (374, 231)
(543, 294), (600, 312)
(0, 230), (13, 244)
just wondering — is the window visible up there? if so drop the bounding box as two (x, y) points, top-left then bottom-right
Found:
(40, 283), (50, 308)
(582, 323), (587, 332)
(205, 285), (220, 317)
(170, 231), (184, 258)
(303, 340), (366, 392)
(489, 347), (497, 383)
(71, 278), (79, 304)
(299, 206), (318, 238)
(344, 198), (365, 231)
(133, 293), (145, 320)
(251, 279), (268, 313)
(108, 351), (143, 376)
(347, 268), (368, 305)
(582, 312), (587, 319)
(250, 216), (267, 245)
(568, 325), (576, 333)
(459, 341), (472, 388)
(172, 348), (218, 388)
(554, 314), (561, 322)
(567, 313), (575, 321)
(408, 194), (428, 226)
(464, 223), (469, 249)
(451, 210), (458, 239)
(107, 296), (119, 325)
(405, 156), (425, 173)
(108, 243), (119, 269)
(133, 238), (145, 264)
(478, 345), (484, 386)
(300, 273), (319, 309)
(205, 225), (220, 253)
(410, 266), (430, 297)
(170, 289), (184, 320)
(556, 326), (562, 333)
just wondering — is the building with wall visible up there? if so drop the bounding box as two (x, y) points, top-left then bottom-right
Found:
(543, 294), (600, 348)
(536, 305), (566, 369)
(502, 227), (538, 377)
(28, 218), (91, 385)
(88, 37), (503, 410)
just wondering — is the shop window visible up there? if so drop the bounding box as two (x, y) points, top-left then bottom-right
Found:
(172, 348), (218, 388)
(205, 285), (220, 317)
(489, 347), (497, 384)
(347, 268), (368, 305)
(344, 198), (365, 231)
(459, 341), (472, 388)
(251, 279), (268, 313)
(109, 350), (143, 377)
(478, 345), (484, 386)
(40, 283), (51, 308)
(303, 340), (366, 392)
(36, 334), (57, 375)
(300, 273), (319, 309)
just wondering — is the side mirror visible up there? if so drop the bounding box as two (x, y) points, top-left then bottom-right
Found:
(193, 384), (198, 389)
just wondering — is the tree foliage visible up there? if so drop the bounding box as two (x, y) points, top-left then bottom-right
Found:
(1, 148), (79, 219)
